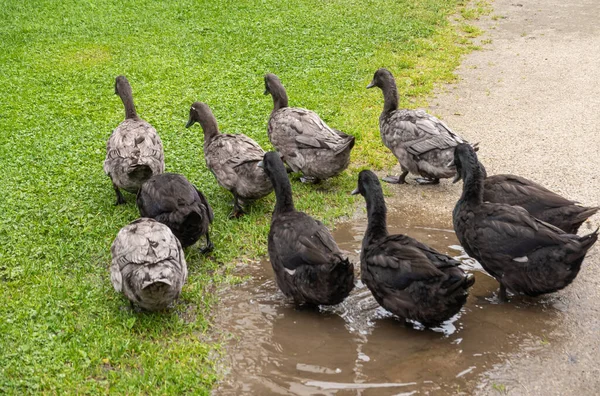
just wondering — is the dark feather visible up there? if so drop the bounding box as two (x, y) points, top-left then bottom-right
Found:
(355, 170), (473, 327)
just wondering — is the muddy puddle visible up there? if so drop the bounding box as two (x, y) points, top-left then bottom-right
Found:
(213, 206), (565, 395)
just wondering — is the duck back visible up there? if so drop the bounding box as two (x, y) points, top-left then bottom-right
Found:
(137, 173), (213, 248)
(483, 174), (599, 234)
(110, 218), (187, 311)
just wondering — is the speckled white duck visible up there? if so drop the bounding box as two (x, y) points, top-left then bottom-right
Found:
(104, 76), (164, 204)
(110, 218), (187, 311)
(264, 73), (355, 183)
(185, 102), (272, 218)
(367, 68), (474, 185)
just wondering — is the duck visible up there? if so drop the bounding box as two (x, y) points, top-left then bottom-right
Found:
(367, 68), (475, 185)
(452, 143), (598, 301)
(110, 218), (187, 311)
(185, 102), (273, 218)
(136, 173), (214, 252)
(455, 165), (598, 234)
(104, 75), (165, 205)
(352, 170), (474, 327)
(263, 73), (355, 183)
(258, 151), (354, 305)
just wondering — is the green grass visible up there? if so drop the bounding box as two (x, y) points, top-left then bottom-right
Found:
(0, 0), (481, 393)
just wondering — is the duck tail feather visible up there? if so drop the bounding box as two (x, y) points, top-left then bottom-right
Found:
(444, 273), (475, 295)
(578, 227), (599, 252)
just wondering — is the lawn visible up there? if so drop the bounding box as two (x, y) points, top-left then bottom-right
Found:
(0, 0), (484, 393)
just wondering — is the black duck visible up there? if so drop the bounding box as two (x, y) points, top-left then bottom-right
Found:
(352, 170), (474, 327)
(259, 151), (354, 305)
(185, 102), (273, 218)
(452, 143), (598, 300)
(367, 68), (475, 185)
(111, 218), (187, 311)
(264, 73), (355, 183)
(478, 170), (597, 234)
(137, 173), (214, 252)
(104, 76), (164, 204)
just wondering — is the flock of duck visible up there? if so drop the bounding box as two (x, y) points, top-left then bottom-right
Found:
(107, 68), (598, 327)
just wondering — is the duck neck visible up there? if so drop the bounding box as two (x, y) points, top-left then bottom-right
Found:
(118, 85), (139, 120)
(365, 190), (389, 242)
(271, 167), (295, 215)
(380, 76), (399, 114)
(198, 113), (219, 146)
(460, 163), (484, 205)
(270, 84), (289, 112)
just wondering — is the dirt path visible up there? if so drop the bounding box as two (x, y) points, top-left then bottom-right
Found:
(423, 0), (600, 393)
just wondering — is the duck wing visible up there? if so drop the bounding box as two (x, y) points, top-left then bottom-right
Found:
(364, 234), (445, 290)
(471, 204), (571, 260)
(270, 212), (343, 271)
(383, 109), (464, 156)
(484, 174), (576, 210)
(207, 134), (265, 169)
(271, 108), (354, 154)
(137, 174), (198, 218)
(194, 186), (214, 223)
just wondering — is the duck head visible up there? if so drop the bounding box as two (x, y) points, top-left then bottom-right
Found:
(367, 68), (398, 113)
(264, 73), (289, 110)
(114, 75), (131, 95)
(366, 68), (394, 89)
(451, 143), (487, 183)
(351, 169), (381, 197)
(257, 151), (285, 176)
(263, 73), (280, 95)
(186, 101), (211, 128)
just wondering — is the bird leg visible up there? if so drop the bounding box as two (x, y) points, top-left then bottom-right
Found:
(200, 233), (214, 254)
(415, 177), (440, 185)
(228, 195), (245, 219)
(113, 182), (126, 205)
(498, 284), (508, 302)
(382, 170), (409, 184)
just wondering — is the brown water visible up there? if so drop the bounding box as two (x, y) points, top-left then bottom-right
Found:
(213, 209), (564, 395)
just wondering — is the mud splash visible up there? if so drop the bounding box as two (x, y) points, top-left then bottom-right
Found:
(214, 209), (563, 395)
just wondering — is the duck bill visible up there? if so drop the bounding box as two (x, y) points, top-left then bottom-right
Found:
(257, 160), (264, 168)
(351, 187), (360, 195)
(366, 81), (375, 89)
(452, 173), (462, 183)
(185, 118), (195, 128)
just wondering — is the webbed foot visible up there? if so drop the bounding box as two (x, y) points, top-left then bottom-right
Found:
(228, 209), (245, 219)
(415, 177), (440, 185)
(300, 176), (320, 184)
(200, 234), (214, 254)
(382, 175), (405, 184)
(382, 170), (408, 184)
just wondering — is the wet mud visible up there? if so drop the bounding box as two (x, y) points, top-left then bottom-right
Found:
(214, 207), (564, 395)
